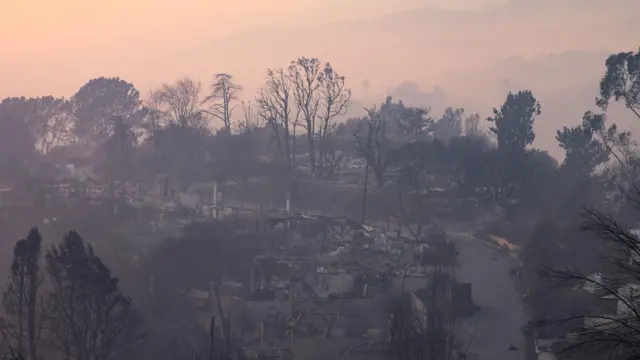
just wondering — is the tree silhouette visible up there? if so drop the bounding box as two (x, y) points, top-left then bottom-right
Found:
(432, 107), (464, 144)
(151, 77), (207, 129)
(256, 67), (298, 168)
(482, 90), (543, 219)
(203, 73), (243, 132)
(487, 90), (540, 154)
(46, 231), (139, 360)
(71, 77), (143, 147)
(354, 106), (390, 188)
(102, 116), (138, 184)
(597, 49), (640, 120)
(557, 112), (609, 177)
(387, 99), (434, 142)
(289, 57), (323, 174)
(536, 48), (640, 360)
(27, 96), (74, 156)
(316, 62), (351, 177)
(1, 228), (46, 360)
(0, 98), (37, 182)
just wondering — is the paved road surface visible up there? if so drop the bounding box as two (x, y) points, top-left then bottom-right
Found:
(449, 233), (528, 360)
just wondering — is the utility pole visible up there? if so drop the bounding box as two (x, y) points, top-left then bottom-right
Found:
(360, 121), (373, 224)
(209, 316), (216, 360)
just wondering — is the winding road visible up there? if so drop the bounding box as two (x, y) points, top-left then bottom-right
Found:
(449, 232), (528, 360)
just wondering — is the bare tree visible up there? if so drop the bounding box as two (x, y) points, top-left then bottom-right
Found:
(387, 299), (474, 360)
(154, 77), (208, 129)
(386, 229), (471, 360)
(394, 141), (443, 241)
(463, 113), (484, 139)
(235, 101), (263, 134)
(256, 68), (298, 168)
(317, 63), (351, 177)
(355, 107), (390, 188)
(289, 57), (322, 174)
(31, 97), (75, 155)
(541, 211), (640, 360)
(141, 88), (169, 139)
(202, 74), (243, 132)
(1, 229), (46, 360)
(318, 122), (345, 180)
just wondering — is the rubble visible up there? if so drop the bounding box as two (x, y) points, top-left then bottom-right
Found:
(174, 208), (477, 360)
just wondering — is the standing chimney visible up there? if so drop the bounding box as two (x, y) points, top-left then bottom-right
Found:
(286, 190), (291, 214)
(213, 181), (218, 219)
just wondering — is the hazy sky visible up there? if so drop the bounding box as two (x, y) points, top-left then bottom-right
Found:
(2, 0), (640, 156)
(3, 0), (506, 50)
(3, 0), (634, 97)
(3, 0), (507, 97)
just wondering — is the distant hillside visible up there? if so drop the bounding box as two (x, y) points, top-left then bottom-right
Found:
(189, 0), (639, 88)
